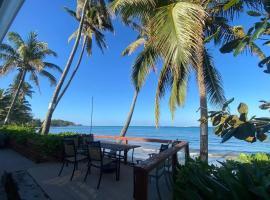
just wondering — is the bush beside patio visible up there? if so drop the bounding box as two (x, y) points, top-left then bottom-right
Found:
(174, 154), (270, 200)
(0, 126), (77, 162)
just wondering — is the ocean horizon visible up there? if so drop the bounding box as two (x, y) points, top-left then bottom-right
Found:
(50, 126), (270, 160)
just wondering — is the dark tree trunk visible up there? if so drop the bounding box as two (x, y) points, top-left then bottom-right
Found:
(41, 0), (88, 135)
(4, 70), (26, 125)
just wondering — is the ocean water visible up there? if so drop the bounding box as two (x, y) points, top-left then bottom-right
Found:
(50, 126), (270, 160)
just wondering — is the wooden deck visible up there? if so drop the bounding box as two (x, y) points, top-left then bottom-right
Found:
(0, 149), (173, 200)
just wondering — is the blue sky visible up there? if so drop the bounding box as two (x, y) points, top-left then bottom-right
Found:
(1, 0), (270, 126)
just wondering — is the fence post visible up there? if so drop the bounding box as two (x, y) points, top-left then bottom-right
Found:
(134, 167), (148, 200)
(185, 143), (190, 164)
(172, 152), (178, 182)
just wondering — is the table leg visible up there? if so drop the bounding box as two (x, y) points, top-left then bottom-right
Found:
(124, 150), (128, 164)
(117, 151), (121, 180)
(131, 148), (135, 163)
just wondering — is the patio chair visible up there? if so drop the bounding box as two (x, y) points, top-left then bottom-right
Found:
(78, 134), (94, 155)
(81, 134), (94, 145)
(149, 144), (169, 158)
(58, 138), (87, 181)
(64, 135), (79, 149)
(149, 144), (171, 200)
(84, 141), (119, 189)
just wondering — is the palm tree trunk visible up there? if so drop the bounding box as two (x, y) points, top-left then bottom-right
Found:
(119, 90), (138, 137)
(4, 70), (26, 125)
(197, 51), (208, 163)
(41, 0), (88, 135)
(55, 37), (86, 108)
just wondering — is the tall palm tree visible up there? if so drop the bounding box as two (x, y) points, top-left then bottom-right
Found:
(119, 24), (153, 137)
(41, 0), (113, 134)
(55, 4), (113, 107)
(111, 0), (262, 162)
(0, 32), (61, 125)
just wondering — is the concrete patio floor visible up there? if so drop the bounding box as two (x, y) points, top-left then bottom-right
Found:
(0, 149), (173, 200)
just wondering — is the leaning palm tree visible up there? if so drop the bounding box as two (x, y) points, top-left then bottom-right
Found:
(119, 24), (153, 137)
(111, 0), (262, 161)
(54, 4), (113, 108)
(41, 0), (113, 134)
(0, 32), (61, 125)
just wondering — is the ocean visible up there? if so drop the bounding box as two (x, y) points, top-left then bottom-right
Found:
(50, 126), (270, 161)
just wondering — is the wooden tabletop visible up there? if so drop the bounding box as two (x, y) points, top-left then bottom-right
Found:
(100, 141), (140, 151)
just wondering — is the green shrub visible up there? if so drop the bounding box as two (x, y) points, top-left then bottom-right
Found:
(0, 125), (79, 160)
(174, 155), (270, 200)
(238, 153), (270, 163)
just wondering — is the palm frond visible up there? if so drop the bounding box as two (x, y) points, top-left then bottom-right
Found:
(64, 7), (78, 19)
(155, 64), (172, 127)
(110, 0), (156, 23)
(122, 37), (145, 56)
(43, 62), (62, 73)
(203, 48), (225, 106)
(150, 2), (206, 69)
(132, 45), (158, 91)
(29, 71), (40, 92)
(7, 32), (24, 49)
(0, 44), (19, 58)
(39, 70), (57, 86)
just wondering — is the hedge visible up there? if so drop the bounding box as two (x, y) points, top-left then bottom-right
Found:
(0, 125), (78, 162)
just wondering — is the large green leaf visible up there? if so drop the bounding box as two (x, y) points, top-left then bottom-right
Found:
(247, 10), (261, 17)
(220, 39), (240, 53)
(238, 103), (248, 114)
(233, 38), (249, 56)
(221, 128), (237, 143)
(250, 20), (268, 42)
(223, 0), (240, 11)
(233, 122), (256, 142)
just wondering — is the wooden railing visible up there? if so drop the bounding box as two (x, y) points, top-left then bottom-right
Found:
(93, 134), (189, 200)
(93, 134), (176, 144)
(133, 141), (189, 200)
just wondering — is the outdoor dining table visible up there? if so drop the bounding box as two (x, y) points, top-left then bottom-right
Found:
(100, 141), (141, 165)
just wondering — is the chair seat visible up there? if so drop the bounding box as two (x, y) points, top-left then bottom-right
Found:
(66, 154), (87, 162)
(91, 158), (116, 167)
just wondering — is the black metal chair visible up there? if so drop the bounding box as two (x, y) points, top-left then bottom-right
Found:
(81, 134), (94, 145)
(148, 144), (171, 200)
(84, 141), (119, 189)
(58, 138), (87, 181)
(149, 144), (169, 158)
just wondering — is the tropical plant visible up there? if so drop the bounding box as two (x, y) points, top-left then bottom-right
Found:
(118, 23), (154, 137)
(0, 85), (33, 124)
(174, 156), (270, 200)
(0, 32), (61, 125)
(220, 0), (270, 73)
(209, 98), (270, 143)
(111, 0), (265, 161)
(41, 0), (114, 134)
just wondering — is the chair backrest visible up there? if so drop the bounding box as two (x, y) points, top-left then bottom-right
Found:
(64, 135), (79, 148)
(88, 141), (102, 161)
(82, 134), (94, 145)
(63, 139), (76, 157)
(159, 144), (169, 153)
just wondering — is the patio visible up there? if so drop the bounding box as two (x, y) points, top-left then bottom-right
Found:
(0, 148), (175, 200)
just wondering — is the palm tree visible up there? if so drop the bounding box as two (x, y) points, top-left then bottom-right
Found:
(111, 0), (262, 162)
(0, 32), (61, 125)
(119, 24), (153, 137)
(41, 0), (113, 134)
(55, 4), (113, 108)
(0, 82), (34, 124)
